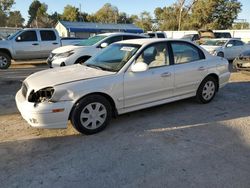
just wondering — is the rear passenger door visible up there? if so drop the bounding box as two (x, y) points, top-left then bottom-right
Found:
(39, 30), (60, 58)
(170, 41), (207, 96)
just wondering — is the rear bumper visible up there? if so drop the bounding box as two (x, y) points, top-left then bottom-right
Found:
(15, 89), (73, 129)
(219, 72), (231, 89)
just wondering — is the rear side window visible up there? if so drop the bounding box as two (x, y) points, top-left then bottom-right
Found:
(156, 33), (165, 38)
(171, 42), (204, 64)
(123, 35), (144, 40)
(234, 40), (244, 46)
(16, 31), (37, 42)
(40, 30), (56, 41)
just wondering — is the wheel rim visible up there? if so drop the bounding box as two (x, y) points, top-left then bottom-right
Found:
(0, 56), (8, 68)
(202, 81), (215, 101)
(80, 102), (107, 130)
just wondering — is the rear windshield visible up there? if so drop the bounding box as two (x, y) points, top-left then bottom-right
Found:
(76, 35), (107, 46)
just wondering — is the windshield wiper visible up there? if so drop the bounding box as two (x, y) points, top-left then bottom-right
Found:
(85, 64), (115, 72)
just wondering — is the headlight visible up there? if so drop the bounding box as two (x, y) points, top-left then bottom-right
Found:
(210, 50), (217, 56)
(55, 50), (74, 59)
(28, 87), (55, 103)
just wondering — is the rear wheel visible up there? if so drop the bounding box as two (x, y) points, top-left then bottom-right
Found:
(196, 76), (217, 104)
(0, 52), (11, 69)
(70, 95), (112, 134)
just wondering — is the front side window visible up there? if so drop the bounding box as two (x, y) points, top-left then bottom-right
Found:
(16, 31), (37, 42)
(40, 30), (56, 41)
(135, 43), (169, 68)
(171, 42), (203, 64)
(103, 36), (123, 45)
(85, 43), (140, 72)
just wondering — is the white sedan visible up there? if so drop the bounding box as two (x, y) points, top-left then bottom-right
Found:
(201, 38), (250, 60)
(47, 33), (147, 68)
(16, 39), (230, 134)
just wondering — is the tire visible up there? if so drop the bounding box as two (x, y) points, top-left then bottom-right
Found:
(217, 52), (224, 58)
(0, 52), (11, 69)
(75, 56), (91, 64)
(196, 76), (217, 104)
(70, 95), (112, 135)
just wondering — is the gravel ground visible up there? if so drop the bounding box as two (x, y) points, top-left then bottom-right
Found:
(0, 65), (250, 188)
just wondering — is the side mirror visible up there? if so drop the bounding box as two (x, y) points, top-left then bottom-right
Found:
(16, 36), (21, 41)
(131, 62), (148, 72)
(100, 42), (108, 48)
(226, 44), (233, 48)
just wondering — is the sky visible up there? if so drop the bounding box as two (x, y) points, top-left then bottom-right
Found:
(12, 0), (250, 23)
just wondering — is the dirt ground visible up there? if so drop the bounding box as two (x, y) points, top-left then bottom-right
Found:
(0, 67), (250, 187)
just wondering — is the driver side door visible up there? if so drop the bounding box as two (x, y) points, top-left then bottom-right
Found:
(13, 30), (41, 59)
(123, 42), (174, 108)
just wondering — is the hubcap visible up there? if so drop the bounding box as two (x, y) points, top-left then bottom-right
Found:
(80, 102), (107, 129)
(0, 56), (8, 68)
(202, 81), (215, 101)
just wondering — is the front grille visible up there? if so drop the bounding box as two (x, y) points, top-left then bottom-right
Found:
(21, 83), (28, 98)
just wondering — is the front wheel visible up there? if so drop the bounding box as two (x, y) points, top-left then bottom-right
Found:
(196, 77), (217, 104)
(0, 52), (11, 69)
(70, 95), (112, 134)
(217, 52), (224, 58)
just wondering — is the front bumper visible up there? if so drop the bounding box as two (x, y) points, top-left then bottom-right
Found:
(15, 89), (72, 129)
(233, 59), (250, 71)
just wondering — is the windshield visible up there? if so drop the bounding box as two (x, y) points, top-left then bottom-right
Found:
(76, 35), (107, 46)
(85, 43), (141, 72)
(7, 30), (22, 40)
(202, 39), (227, 46)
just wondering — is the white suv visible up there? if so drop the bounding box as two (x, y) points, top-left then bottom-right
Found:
(47, 33), (147, 68)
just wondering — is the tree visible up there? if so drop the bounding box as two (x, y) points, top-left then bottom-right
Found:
(27, 0), (42, 27)
(154, 6), (179, 30)
(61, 5), (79, 22)
(93, 3), (119, 23)
(133, 11), (152, 31)
(190, 0), (242, 29)
(0, 0), (15, 27)
(7, 11), (24, 27)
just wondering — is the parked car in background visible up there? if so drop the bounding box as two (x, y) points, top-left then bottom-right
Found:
(181, 30), (231, 43)
(47, 32), (148, 68)
(0, 28), (83, 69)
(16, 39), (230, 135)
(233, 50), (250, 71)
(201, 38), (250, 60)
(146, 32), (167, 38)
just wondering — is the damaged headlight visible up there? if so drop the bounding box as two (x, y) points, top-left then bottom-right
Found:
(28, 87), (55, 103)
(55, 50), (74, 59)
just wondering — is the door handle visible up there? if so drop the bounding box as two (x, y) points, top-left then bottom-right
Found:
(198, 66), (206, 71)
(161, 72), (171, 77)
(52, 42), (58, 45)
(32, 43), (39, 46)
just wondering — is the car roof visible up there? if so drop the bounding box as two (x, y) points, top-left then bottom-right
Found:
(117, 38), (190, 45)
(97, 32), (145, 37)
(204, 38), (240, 41)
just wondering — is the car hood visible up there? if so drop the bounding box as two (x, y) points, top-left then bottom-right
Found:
(52, 45), (86, 54)
(24, 64), (115, 91)
(0, 40), (10, 47)
(200, 45), (221, 52)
